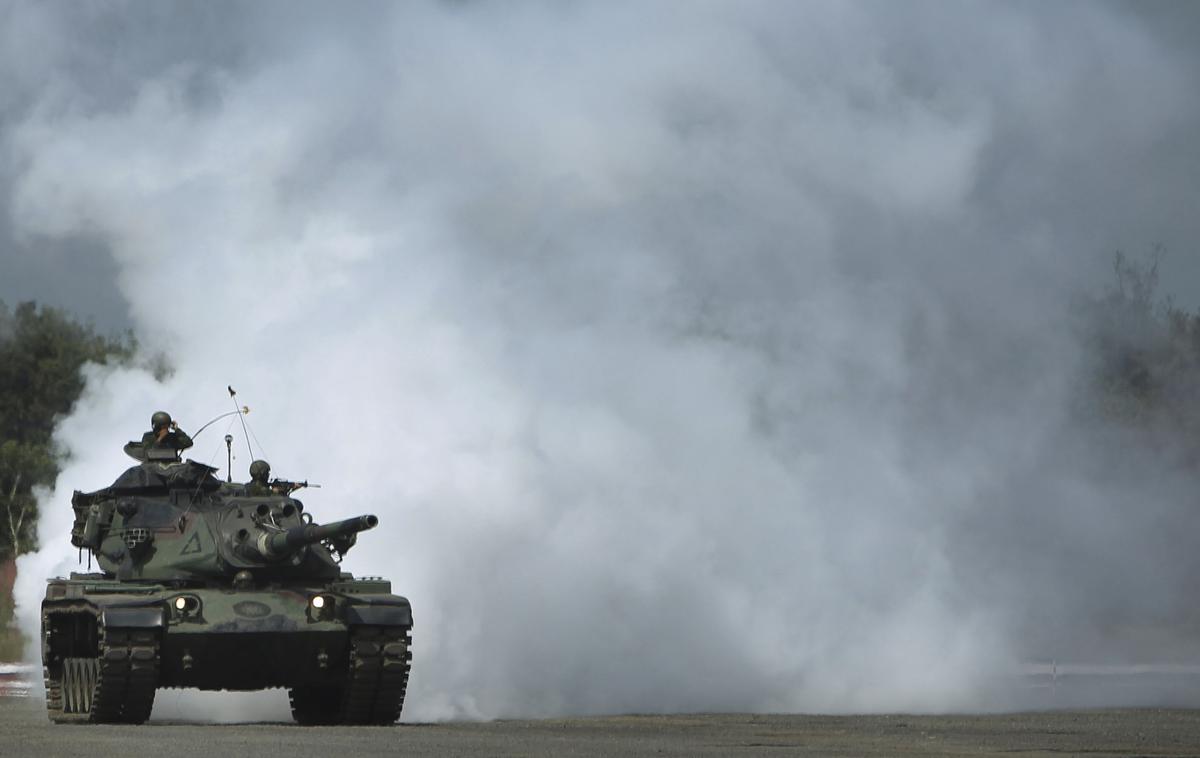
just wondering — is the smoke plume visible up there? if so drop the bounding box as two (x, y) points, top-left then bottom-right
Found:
(8, 1), (1200, 719)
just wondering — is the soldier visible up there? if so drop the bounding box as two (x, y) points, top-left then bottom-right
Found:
(247, 459), (273, 496)
(247, 460), (307, 496)
(141, 411), (193, 458)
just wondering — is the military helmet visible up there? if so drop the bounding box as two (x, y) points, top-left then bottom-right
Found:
(249, 459), (271, 482)
(151, 411), (172, 430)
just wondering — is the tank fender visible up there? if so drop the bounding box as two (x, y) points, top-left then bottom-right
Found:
(345, 604), (412, 627)
(101, 606), (165, 628)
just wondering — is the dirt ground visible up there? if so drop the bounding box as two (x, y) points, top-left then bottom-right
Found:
(2, 695), (1199, 758)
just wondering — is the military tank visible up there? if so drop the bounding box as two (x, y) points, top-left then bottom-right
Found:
(40, 444), (413, 725)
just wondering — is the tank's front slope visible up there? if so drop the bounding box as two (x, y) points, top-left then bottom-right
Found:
(157, 586), (411, 692)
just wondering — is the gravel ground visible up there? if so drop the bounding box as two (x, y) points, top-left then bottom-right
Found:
(2, 696), (1199, 757)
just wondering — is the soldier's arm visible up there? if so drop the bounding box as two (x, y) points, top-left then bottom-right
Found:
(174, 430), (194, 450)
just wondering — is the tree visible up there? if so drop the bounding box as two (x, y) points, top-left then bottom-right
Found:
(0, 441), (54, 558)
(0, 301), (133, 560)
(1074, 249), (1200, 465)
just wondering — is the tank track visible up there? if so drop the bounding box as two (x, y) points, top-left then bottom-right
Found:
(343, 625), (412, 724)
(43, 605), (160, 724)
(289, 625), (411, 725)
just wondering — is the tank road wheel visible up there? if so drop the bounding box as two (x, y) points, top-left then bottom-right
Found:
(289, 626), (411, 726)
(43, 608), (160, 725)
(43, 610), (99, 725)
(60, 658), (100, 715)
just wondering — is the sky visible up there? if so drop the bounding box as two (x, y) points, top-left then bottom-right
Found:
(12, 1), (1198, 329)
(6, 1), (1200, 721)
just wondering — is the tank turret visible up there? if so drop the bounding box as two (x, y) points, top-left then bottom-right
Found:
(65, 461), (378, 582)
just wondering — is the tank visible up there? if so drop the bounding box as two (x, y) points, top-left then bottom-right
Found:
(39, 447), (413, 725)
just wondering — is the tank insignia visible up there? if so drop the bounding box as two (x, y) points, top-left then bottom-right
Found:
(181, 532), (202, 555)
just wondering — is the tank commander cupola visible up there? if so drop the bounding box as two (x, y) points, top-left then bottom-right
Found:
(121, 410), (194, 462)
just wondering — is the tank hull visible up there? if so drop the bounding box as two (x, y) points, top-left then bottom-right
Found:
(40, 575), (412, 724)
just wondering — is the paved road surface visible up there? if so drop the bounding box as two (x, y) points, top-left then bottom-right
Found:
(2, 696), (1199, 757)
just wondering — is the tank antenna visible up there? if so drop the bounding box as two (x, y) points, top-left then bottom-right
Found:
(224, 434), (234, 483)
(229, 385), (256, 461)
(192, 407), (250, 439)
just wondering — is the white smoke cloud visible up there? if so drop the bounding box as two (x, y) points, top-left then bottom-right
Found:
(9, 1), (1200, 720)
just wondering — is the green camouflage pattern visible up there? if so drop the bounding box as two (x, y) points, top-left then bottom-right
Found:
(40, 457), (412, 725)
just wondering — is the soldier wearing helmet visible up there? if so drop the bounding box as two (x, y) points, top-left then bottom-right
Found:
(139, 411), (193, 459)
(246, 460), (306, 496)
(247, 459), (273, 496)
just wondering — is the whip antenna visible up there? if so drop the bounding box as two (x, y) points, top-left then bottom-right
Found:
(192, 407), (250, 439)
(229, 385), (256, 461)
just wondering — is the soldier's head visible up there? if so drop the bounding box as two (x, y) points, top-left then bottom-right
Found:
(249, 459), (271, 484)
(151, 411), (172, 431)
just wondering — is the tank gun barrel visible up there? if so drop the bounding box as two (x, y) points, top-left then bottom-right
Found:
(258, 514), (378, 559)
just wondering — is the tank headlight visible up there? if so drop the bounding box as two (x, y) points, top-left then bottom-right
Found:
(172, 595), (200, 616)
(311, 596), (326, 610)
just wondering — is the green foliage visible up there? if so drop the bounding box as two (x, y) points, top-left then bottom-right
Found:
(0, 301), (133, 559)
(1075, 250), (1200, 456)
(0, 441), (55, 560)
(0, 584), (20, 660)
(0, 302), (134, 660)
